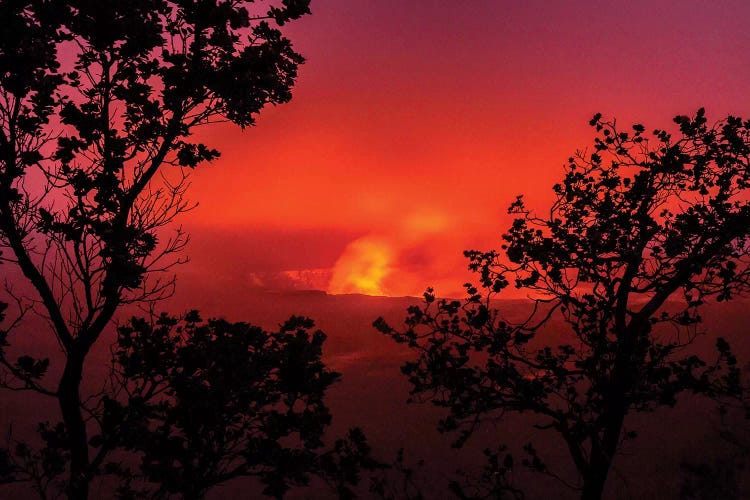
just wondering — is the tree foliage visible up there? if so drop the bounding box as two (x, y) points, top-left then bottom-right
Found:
(376, 109), (748, 499)
(0, 1), (311, 497)
(97, 313), (376, 499)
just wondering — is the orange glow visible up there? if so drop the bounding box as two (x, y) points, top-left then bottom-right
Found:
(328, 236), (393, 295)
(178, 1), (750, 298)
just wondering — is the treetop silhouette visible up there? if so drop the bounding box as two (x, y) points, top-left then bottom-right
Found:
(0, 1), (311, 497)
(377, 109), (748, 499)
(101, 313), (376, 500)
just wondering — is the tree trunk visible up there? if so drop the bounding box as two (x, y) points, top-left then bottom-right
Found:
(580, 372), (631, 499)
(58, 350), (89, 500)
(578, 317), (650, 499)
(581, 447), (614, 500)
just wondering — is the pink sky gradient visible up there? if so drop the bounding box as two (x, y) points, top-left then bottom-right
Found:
(178, 0), (750, 297)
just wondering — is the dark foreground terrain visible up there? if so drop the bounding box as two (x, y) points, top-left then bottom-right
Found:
(2, 281), (749, 498)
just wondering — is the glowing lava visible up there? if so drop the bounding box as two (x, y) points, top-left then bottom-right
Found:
(328, 236), (393, 296)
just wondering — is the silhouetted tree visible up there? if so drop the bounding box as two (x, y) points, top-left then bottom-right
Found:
(680, 377), (750, 500)
(376, 109), (748, 499)
(367, 449), (426, 500)
(96, 312), (377, 499)
(0, 1), (310, 498)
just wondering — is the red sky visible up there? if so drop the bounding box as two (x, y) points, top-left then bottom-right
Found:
(180, 0), (750, 298)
